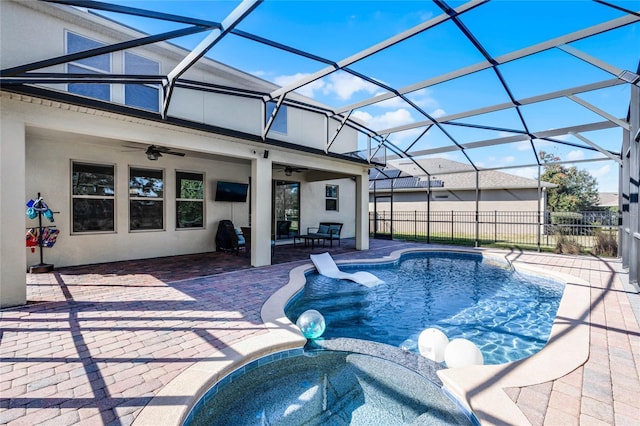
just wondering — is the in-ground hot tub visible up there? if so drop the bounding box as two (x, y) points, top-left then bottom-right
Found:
(184, 339), (476, 426)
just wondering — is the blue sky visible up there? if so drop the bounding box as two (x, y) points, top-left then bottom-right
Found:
(98, 1), (639, 193)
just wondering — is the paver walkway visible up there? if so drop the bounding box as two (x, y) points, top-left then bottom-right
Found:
(1, 240), (638, 425)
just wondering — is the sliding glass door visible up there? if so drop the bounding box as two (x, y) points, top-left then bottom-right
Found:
(273, 180), (299, 240)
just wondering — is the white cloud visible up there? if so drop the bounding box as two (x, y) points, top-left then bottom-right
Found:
(586, 163), (617, 192)
(566, 150), (585, 161)
(554, 133), (572, 141)
(352, 110), (372, 124)
(508, 166), (539, 180)
(408, 88), (439, 109)
(271, 72), (380, 100)
(370, 89), (443, 120)
(477, 155), (516, 169)
(323, 73), (378, 100)
(588, 163), (611, 179)
(367, 88), (439, 113)
(273, 73), (325, 98)
(430, 108), (446, 118)
(352, 108), (414, 130)
(375, 95), (409, 109)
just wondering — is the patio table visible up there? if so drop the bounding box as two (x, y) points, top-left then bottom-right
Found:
(294, 235), (322, 248)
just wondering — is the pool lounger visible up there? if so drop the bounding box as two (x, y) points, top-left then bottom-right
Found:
(310, 252), (383, 287)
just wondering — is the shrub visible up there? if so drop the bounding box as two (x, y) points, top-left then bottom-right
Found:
(592, 231), (618, 257)
(550, 211), (583, 225)
(555, 235), (581, 255)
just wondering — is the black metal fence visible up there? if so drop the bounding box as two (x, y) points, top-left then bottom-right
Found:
(370, 210), (618, 251)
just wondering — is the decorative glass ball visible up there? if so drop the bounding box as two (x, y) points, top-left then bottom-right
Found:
(296, 309), (326, 339)
(400, 338), (417, 352)
(444, 338), (484, 368)
(418, 328), (449, 363)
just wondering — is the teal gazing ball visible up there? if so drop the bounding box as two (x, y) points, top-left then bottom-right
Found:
(296, 309), (326, 339)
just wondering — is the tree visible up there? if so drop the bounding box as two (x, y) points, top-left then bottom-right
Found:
(539, 151), (599, 211)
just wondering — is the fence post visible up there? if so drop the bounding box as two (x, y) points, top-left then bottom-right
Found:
(538, 210), (542, 252)
(494, 210), (497, 243)
(426, 191), (431, 243)
(475, 210), (479, 248)
(451, 210), (454, 241)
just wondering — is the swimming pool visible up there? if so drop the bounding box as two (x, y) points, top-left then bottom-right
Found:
(285, 251), (564, 365)
(138, 248), (589, 426)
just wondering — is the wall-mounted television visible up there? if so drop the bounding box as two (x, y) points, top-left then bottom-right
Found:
(215, 181), (249, 202)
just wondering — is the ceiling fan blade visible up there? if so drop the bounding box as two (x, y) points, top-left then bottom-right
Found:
(121, 145), (144, 151)
(166, 151), (186, 156)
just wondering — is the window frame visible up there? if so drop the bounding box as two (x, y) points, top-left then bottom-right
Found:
(175, 170), (205, 230)
(70, 160), (116, 234)
(325, 184), (339, 211)
(123, 51), (160, 112)
(65, 31), (112, 101)
(265, 101), (288, 135)
(129, 166), (165, 232)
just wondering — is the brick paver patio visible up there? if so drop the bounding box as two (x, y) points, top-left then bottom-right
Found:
(1, 239), (638, 425)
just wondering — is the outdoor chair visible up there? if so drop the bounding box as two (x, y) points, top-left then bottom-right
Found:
(306, 222), (343, 247)
(276, 220), (292, 239)
(215, 220), (245, 255)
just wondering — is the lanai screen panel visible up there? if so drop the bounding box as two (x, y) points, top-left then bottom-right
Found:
(1, 0), (638, 183)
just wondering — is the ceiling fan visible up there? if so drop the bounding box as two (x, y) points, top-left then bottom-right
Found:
(123, 144), (186, 160)
(276, 165), (308, 176)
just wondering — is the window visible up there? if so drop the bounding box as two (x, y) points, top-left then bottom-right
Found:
(124, 52), (160, 112)
(129, 168), (164, 231)
(71, 162), (115, 233)
(176, 171), (204, 228)
(66, 32), (111, 101)
(325, 184), (339, 211)
(265, 101), (287, 134)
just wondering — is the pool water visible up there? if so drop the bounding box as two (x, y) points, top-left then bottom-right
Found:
(286, 252), (563, 365)
(185, 346), (475, 426)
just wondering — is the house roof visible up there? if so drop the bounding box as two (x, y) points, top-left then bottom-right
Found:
(370, 158), (556, 191)
(369, 176), (431, 191)
(598, 192), (619, 207)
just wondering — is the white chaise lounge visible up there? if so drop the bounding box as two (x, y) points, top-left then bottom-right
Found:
(310, 252), (383, 287)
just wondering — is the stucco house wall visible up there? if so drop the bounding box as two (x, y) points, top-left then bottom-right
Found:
(301, 178), (356, 239)
(25, 130), (249, 268)
(1, 1), (360, 151)
(371, 188), (544, 212)
(0, 0), (370, 307)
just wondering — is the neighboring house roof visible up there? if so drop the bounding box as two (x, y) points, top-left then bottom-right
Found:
(369, 176), (431, 190)
(598, 192), (619, 207)
(370, 158), (556, 191)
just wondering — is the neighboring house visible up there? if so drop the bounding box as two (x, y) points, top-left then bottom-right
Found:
(598, 192), (619, 210)
(370, 158), (555, 213)
(0, 1), (372, 307)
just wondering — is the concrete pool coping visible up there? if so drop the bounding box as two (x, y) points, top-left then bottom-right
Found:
(132, 247), (590, 426)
